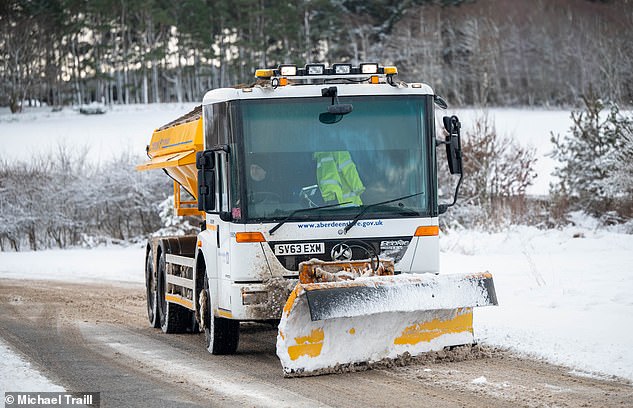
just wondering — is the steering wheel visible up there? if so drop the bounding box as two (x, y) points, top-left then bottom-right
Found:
(250, 192), (282, 204)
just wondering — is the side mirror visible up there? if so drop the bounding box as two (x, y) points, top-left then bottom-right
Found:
(196, 150), (216, 212)
(443, 116), (463, 175)
(437, 115), (464, 215)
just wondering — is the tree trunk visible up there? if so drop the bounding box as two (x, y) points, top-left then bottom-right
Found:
(152, 63), (160, 103)
(143, 69), (149, 104)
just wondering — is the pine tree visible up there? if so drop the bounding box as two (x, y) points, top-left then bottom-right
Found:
(550, 94), (632, 219)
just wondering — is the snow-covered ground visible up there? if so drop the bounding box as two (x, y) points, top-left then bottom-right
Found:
(0, 225), (631, 382)
(0, 103), (197, 165)
(0, 338), (64, 394)
(0, 246), (144, 284)
(450, 108), (572, 196)
(441, 225), (633, 382)
(1, 104), (571, 195)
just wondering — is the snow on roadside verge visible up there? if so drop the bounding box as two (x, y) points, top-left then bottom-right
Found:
(0, 338), (64, 393)
(0, 246), (144, 284)
(440, 225), (633, 382)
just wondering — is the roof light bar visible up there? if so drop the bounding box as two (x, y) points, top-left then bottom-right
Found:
(253, 63), (398, 78)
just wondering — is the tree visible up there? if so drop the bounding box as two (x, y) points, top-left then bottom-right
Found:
(550, 94), (633, 219)
(0, 1), (44, 111)
(609, 121), (633, 201)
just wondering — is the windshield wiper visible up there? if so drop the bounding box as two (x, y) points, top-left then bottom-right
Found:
(269, 201), (352, 235)
(342, 192), (425, 235)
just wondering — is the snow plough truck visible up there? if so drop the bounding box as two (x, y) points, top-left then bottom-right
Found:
(137, 63), (498, 376)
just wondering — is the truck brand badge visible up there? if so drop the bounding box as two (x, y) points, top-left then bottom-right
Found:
(331, 243), (353, 261)
(380, 240), (409, 250)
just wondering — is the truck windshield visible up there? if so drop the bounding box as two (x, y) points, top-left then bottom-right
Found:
(237, 95), (432, 222)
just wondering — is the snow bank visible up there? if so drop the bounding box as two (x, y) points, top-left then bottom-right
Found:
(440, 225), (633, 381)
(0, 338), (64, 393)
(0, 246), (144, 284)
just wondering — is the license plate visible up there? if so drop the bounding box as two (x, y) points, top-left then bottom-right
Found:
(274, 242), (325, 256)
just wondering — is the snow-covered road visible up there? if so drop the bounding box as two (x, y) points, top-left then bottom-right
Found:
(1, 280), (631, 407)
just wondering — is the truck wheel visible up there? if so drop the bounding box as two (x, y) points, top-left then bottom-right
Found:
(202, 275), (239, 354)
(145, 247), (160, 328)
(157, 250), (192, 334)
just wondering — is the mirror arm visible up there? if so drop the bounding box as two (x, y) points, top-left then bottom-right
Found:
(438, 172), (463, 215)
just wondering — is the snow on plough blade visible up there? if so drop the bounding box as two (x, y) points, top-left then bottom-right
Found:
(276, 260), (497, 377)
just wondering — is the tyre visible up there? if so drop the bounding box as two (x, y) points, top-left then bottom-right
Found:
(157, 249), (192, 334)
(145, 247), (160, 328)
(202, 274), (239, 354)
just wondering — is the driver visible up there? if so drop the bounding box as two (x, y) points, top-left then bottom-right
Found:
(250, 163), (267, 181)
(248, 160), (281, 205)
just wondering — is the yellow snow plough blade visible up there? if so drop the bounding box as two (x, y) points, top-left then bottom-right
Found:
(276, 260), (497, 376)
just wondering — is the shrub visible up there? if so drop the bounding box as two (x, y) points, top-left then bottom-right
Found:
(440, 114), (537, 229)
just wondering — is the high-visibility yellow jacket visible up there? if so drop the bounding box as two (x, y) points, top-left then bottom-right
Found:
(314, 151), (365, 205)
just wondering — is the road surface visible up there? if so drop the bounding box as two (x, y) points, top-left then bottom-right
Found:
(0, 279), (631, 407)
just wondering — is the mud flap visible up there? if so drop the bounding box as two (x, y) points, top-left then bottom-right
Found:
(276, 272), (497, 376)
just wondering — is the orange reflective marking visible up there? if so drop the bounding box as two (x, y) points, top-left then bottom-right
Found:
(216, 308), (233, 318)
(282, 286), (301, 316)
(287, 328), (324, 361)
(165, 294), (194, 310)
(394, 309), (473, 345)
